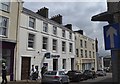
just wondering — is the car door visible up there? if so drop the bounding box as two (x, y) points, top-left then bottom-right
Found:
(59, 71), (69, 83)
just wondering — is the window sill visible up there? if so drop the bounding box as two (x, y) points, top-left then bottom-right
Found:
(52, 50), (57, 53)
(0, 35), (7, 38)
(42, 49), (47, 52)
(27, 48), (35, 51)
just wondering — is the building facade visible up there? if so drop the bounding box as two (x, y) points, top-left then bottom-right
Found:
(0, 0), (23, 81)
(16, 7), (75, 80)
(75, 31), (97, 71)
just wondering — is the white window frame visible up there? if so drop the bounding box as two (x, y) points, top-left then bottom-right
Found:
(62, 41), (66, 52)
(85, 41), (87, 48)
(52, 39), (57, 51)
(69, 43), (73, 53)
(89, 51), (91, 58)
(92, 44), (94, 50)
(42, 37), (48, 50)
(28, 33), (35, 49)
(69, 32), (72, 39)
(29, 17), (35, 29)
(62, 30), (65, 38)
(80, 40), (83, 48)
(53, 26), (57, 35)
(81, 49), (83, 58)
(0, 1), (10, 12)
(43, 22), (48, 33)
(85, 50), (87, 58)
(0, 16), (8, 37)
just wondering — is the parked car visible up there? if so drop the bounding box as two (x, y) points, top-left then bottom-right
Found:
(96, 70), (106, 76)
(41, 71), (70, 84)
(83, 70), (96, 79)
(66, 70), (84, 82)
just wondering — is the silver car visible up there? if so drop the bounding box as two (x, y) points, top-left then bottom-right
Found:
(41, 71), (70, 84)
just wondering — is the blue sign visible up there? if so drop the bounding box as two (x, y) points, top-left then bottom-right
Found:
(103, 23), (120, 50)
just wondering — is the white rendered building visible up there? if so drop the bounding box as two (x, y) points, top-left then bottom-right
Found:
(16, 7), (75, 80)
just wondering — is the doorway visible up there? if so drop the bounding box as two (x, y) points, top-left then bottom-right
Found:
(53, 59), (58, 70)
(21, 57), (31, 80)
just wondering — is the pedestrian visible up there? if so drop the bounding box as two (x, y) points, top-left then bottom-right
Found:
(41, 65), (47, 79)
(35, 66), (39, 80)
(91, 67), (96, 79)
(30, 65), (35, 80)
(1, 63), (7, 84)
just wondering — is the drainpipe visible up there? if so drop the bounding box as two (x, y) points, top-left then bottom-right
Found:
(14, 0), (23, 81)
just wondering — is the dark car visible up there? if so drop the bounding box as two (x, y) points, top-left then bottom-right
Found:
(83, 70), (96, 79)
(96, 70), (106, 76)
(66, 70), (84, 82)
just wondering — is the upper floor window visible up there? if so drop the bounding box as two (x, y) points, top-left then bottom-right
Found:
(80, 40), (83, 48)
(52, 39), (57, 51)
(62, 30), (65, 38)
(69, 43), (73, 52)
(42, 37), (48, 50)
(89, 51), (91, 58)
(29, 17), (35, 28)
(93, 52), (95, 58)
(81, 49), (83, 58)
(53, 26), (57, 35)
(62, 41), (66, 52)
(0, 16), (8, 36)
(92, 44), (94, 50)
(85, 41), (87, 48)
(69, 32), (72, 39)
(28, 33), (35, 49)
(76, 49), (79, 57)
(85, 50), (87, 58)
(0, 1), (10, 12)
(43, 22), (48, 32)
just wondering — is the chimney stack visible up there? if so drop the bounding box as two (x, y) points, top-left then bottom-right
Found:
(36, 7), (48, 18)
(50, 14), (62, 24)
(75, 30), (83, 35)
(64, 24), (72, 30)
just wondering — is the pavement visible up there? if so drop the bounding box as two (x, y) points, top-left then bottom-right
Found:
(7, 79), (41, 84)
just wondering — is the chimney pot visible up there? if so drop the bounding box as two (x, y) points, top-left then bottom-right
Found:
(36, 7), (49, 18)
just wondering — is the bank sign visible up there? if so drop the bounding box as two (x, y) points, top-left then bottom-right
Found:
(103, 23), (120, 50)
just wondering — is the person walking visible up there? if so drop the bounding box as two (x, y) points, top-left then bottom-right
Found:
(1, 63), (7, 84)
(41, 65), (47, 79)
(30, 65), (35, 80)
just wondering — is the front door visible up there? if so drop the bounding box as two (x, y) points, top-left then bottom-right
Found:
(21, 57), (31, 80)
(53, 59), (58, 70)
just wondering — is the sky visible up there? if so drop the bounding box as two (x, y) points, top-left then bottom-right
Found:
(23, 0), (110, 56)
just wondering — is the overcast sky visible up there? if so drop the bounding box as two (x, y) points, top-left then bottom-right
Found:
(23, 0), (110, 56)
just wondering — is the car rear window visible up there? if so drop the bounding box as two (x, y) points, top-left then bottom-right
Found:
(59, 71), (65, 75)
(45, 71), (57, 75)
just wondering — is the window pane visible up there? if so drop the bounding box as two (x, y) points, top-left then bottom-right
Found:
(53, 39), (57, 51)
(28, 34), (35, 48)
(0, 16), (8, 36)
(62, 41), (66, 52)
(43, 22), (48, 32)
(43, 37), (48, 49)
(29, 17), (35, 28)
(0, 2), (10, 12)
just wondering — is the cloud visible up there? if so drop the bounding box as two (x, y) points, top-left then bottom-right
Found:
(23, 2), (110, 56)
